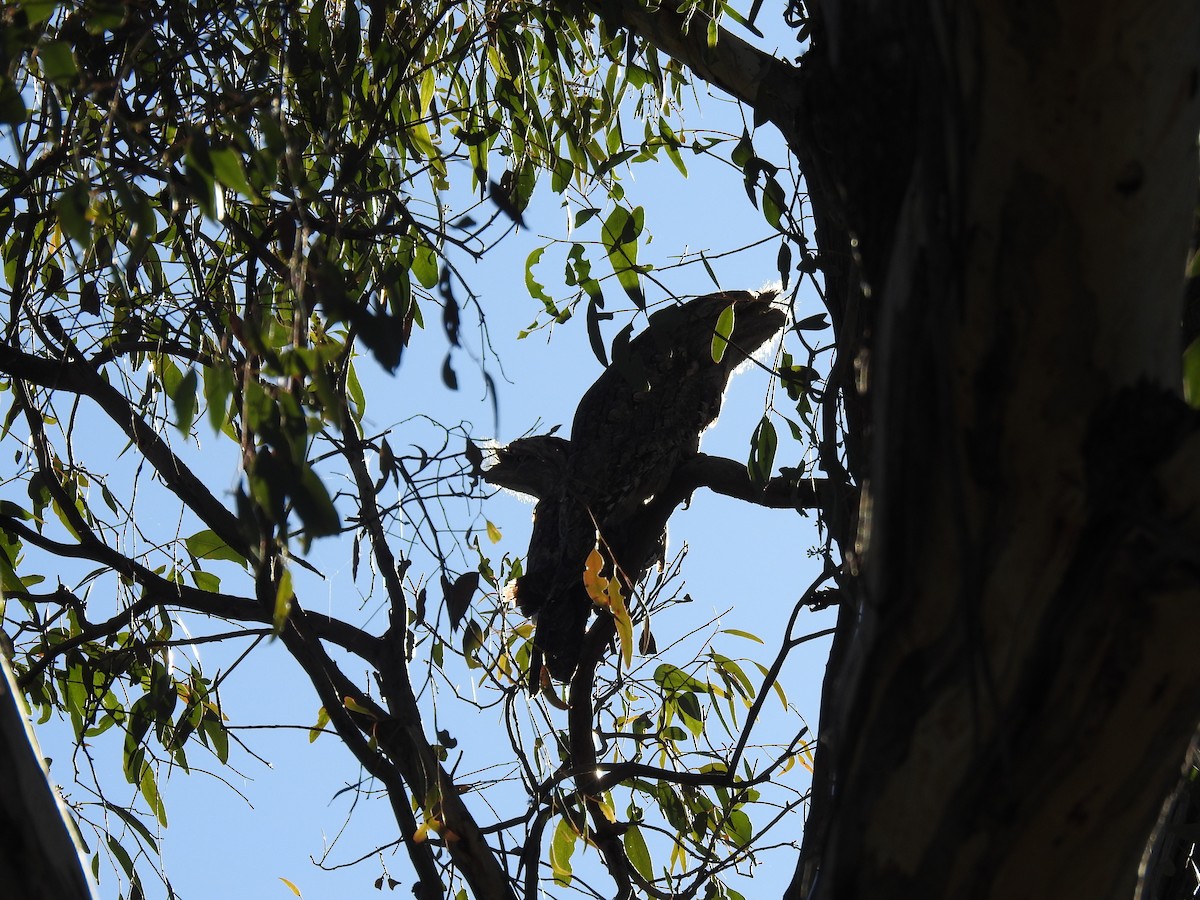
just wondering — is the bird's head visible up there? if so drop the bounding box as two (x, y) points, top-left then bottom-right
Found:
(482, 434), (571, 500)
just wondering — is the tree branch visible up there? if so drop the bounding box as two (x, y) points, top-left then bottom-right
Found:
(671, 452), (830, 510)
(0, 515), (380, 688)
(576, 0), (804, 127)
(268, 608), (449, 899)
(333, 422), (519, 900)
(0, 344), (249, 560)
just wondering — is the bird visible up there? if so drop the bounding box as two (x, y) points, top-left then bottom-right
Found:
(487, 290), (787, 681)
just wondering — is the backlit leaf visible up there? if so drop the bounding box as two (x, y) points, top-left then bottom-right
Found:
(609, 579), (634, 669)
(550, 818), (576, 886)
(273, 566), (294, 633)
(624, 826), (653, 880)
(711, 303), (735, 363)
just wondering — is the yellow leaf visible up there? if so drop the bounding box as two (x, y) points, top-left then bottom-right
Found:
(585, 546), (603, 577)
(512, 621), (534, 639)
(583, 546), (609, 605)
(343, 695), (378, 720)
(308, 706), (330, 743)
(799, 742), (815, 773)
(413, 822), (430, 843)
(670, 839), (688, 873)
(486, 520), (502, 543)
(273, 566), (294, 633)
(279, 877), (302, 897)
(608, 580), (634, 669)
(595, 793), (617, 823)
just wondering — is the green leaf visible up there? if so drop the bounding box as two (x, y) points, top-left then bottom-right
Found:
(203, 362), (236, 434)
(624, 825), (653, 881)
(461, 620), (484, 669)
(573, 207), (600, 228)
(725, 808), (753, 846)
(38, 40), (77, 83)
(22, 2), (59, 26)
(190, 570), (221, 592)
(419, 67), (436, 117)
(139, 763), (168, 827)
(101, 800), (159, 851)
(762, 175), (786, 230)
(412, 244), (439, 289)
(752, 661), (789, 709)
(550, 818), (577, 886)
(273, 566), (294, 633)
(711, 652), (755, 700)
(677, 691), (704, 737)
(601, 205), (645, 309)
(209, 147), (256, 197)
(346, 361), (366, 422)
(107, 835), (136, 881)
(731, 130), (753, 168)
(654, 664), (709, 695)
(711, 302), (735, 363)
(0, 78), (25, 125)
(172, 368), (198, 433)
(55, 182), (92, 247)
(293, 464), (340, 538)
(748, 416), (777, 486)
(202, 714), (229, 763)
(525, 246), (551, 305)
(719, 628), (764, 644)
(184, 144), (217, 220)
(185, 530), (247, 566)
(407, 121), (439, 167)
(664, 138), (687, 177)
(720, 2), (765, 37)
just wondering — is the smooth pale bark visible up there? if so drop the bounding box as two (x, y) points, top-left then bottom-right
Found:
(0, 654), (96, 900)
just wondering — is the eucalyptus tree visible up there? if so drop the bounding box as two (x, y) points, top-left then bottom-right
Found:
(0, 2), (1198, 900)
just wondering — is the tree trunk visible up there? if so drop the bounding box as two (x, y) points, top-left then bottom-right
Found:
(0, 654), (96, 899)
(790, 2), (1200, 898)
